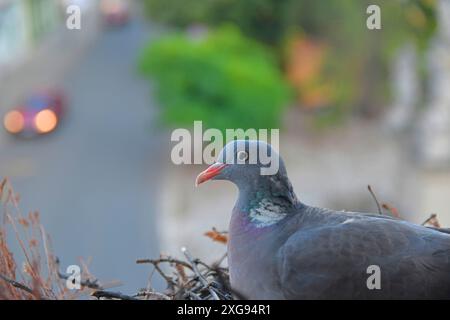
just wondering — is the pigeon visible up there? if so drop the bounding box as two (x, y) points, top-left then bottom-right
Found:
(195, 140), (450, 299)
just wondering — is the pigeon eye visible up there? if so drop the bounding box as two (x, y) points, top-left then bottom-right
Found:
(237, 150), (249, 162)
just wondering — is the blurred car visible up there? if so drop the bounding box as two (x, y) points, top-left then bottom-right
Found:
(100, 0), (130, 27)
(3, 89), (66, 138)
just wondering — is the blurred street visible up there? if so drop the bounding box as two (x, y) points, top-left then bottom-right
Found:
(1, 0), (450, 301)
(0, 9), (163, 292)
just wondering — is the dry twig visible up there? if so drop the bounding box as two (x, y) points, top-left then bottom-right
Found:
(0, 273), (33, 294)
(181, 247), (220, 300)
(367, 185), (383, 215)
(91, 290), (138, 300)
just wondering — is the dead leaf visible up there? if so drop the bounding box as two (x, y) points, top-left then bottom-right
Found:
(204, 228), (228, 244)
(382, 203), (401, 218)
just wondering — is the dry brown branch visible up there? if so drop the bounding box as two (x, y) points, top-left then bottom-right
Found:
(181, 247), (220, 300)
(382, 203), (401, 218)
(421, 213), (441, 227)
(0, 177), (94, 300)
(367, 185), (383, 215)
(91, 290), (138, 300)
(134, 290), (172, 300)
(55, 258), (103, 290)
(0, 273), (33, 294)
(134, 249), (233, 300)
(136, 257), (193, 270)
(210, 262), (246, 300)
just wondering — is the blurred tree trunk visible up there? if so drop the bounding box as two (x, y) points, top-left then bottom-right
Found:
(417, 0), (450, 167)
(385, 43), (419, 131)
(357, 31), (384, 118)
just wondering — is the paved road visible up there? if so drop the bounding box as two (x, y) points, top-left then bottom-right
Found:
(0, 15), (164, 293)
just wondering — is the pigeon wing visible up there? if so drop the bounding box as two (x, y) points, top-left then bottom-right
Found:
(275, 216), (450, 299)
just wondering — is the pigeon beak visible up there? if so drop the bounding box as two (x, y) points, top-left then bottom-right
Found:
(195, 162), (227, 186)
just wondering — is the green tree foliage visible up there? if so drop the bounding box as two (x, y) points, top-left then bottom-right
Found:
(139, 27), (291, 132)
(142, 0), (436, 120)
(142, 0), (286, 46)
(142, 0), (436, 50)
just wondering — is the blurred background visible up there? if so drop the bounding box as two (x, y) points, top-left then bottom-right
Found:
(1, 0), (450, 294)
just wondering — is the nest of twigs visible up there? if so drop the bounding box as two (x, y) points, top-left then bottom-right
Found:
(91, 248), (235, 300)
(90, 226), (236, 300)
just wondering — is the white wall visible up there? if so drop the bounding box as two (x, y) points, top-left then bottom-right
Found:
(0, 0), (29, 68)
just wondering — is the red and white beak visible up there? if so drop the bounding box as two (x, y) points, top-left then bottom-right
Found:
(195, 163), (227, 186)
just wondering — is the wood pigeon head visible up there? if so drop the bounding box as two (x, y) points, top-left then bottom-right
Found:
(195, 140), (286, 190)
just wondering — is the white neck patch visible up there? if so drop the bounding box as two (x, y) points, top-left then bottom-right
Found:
(249, 198), (287, 227)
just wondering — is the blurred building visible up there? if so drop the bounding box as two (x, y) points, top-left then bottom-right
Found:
(418, 0), (450, 168)
(0, 0), (62, 73)
(415, 0), (450, 227)
(27, 0), (61, 43)
(0, 0), (100, 115)
(0, 0), (29, 69)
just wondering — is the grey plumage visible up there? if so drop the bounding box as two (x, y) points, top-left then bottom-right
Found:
(197, 140), (450, 299)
